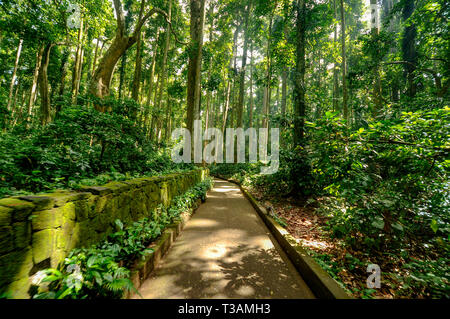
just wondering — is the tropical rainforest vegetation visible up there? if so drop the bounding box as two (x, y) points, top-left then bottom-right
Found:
(0, 0), (448, 298)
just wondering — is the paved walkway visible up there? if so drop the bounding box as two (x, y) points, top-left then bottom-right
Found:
(133, 179), (315, 299)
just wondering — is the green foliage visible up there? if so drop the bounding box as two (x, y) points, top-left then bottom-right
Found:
(0, 103), (194, 198)
(32, 178), (213, 299)
(399, 258), (449, 298)
(308, 107), (449, 251)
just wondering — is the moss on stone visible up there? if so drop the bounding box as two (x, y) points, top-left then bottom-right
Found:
(31, 208), (63, 231)
(62, 202), (76, 221)
(13, 222), (31, 249)
(18, 195), (55, 211)
(73, 200), (90, 222)
(0, 206), (12, 227)
(103, 181), (130, 193)
(32, 229), (56, 264)
(0, 226), (14, 254)
(80, 186), (112, 196)
(0, 248), (33, 288)
(6, 277), (31, 299)
(0, 198), (35, 221)
(50, 191), (92, 207)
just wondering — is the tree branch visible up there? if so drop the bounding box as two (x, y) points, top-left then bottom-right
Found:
(133, 6), (188, 45)
(113, 0), (126, 36)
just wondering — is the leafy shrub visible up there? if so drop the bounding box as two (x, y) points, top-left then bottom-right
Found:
(0, 103), (194, 197)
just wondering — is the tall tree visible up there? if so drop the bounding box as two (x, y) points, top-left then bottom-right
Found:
(293, 0), (306, 146)
(339, 0), (348, 122)
(237, 0), (253, 128)
(186, 0), (206, 135)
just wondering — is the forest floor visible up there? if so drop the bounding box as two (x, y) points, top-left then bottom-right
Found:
(247, 187), (427, 299)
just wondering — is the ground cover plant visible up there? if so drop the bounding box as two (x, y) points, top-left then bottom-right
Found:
(29, 179), (213, 299)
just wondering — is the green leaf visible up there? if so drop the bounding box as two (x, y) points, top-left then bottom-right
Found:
(371, 218), (385, 230)
(430, 219), (438, 233)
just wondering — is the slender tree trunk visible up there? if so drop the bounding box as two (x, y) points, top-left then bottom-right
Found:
(71, 18), (85, 103)
(143, 29), (160, 131)
(56, 48), (70, 114)
(131, 31), (143, 102)
(7, 38), (23, 111)
(27, 44), (45, 121)
(91, 38), (100, 80)
(222, 26), (239, 132)
(262, 17), (272, 129)
(293, 0), (306, 146)
(39, 43), (55, 125)
(339, 0), (348, 122)
(205, 4), (214, 136)
(153, 0), (172, 133)
(186, 0), (206, 136)
(249, 43), (254, 127)
(332, 0), (339, 112)
(371, 0), (383, 117)
(402, 0), (417, 97)
(237, 1), (252, 128)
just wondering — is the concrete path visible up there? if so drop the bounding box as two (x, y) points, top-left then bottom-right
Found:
(133, 179), (315, 299)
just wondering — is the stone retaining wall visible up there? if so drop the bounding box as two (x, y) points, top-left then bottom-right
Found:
(0, 168), (208, 298)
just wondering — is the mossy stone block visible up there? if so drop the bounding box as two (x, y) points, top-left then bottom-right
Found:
(73, 200), (89, 222)
(0, 248), (33, 288)
(117, 191), (133, 208)
(18, 195), (54, 211)
(51, 191), (92, 207)
(103, 181), (130, 193)
(13, 222), (31, 249)
(0, 206), (12, 227)
(32, 229), (56, 264)
(62, 202), (76, 221)
(88, 195), (109, 217)
(80, 186), (112, 196)
(50, 248), (66, 268)
(0, 226), (14, 254)
(0, 198), (35, 221)
(7, 277), (31, 299)
(31, 208), (63, 231)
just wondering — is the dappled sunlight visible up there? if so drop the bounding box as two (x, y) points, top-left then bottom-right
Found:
(134, 179), (314, 299)
(298, 238), (332, 252)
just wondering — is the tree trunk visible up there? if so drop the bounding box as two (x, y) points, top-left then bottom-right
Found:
(332, 0), (339, 112)
(7, 38), (23, 111)
(249, 43), (254, 127)
(339, 0), (348, 122)
(293, 0), (306, 146)
(56, 48), (70, 114)
(154, 0), (172, 124)
(370, 0), (383, 117)
(27, 44), (45, 121)
(262, 17), (272, 130)
(237, 1), (252, 128)
(143, 29), (160, 131)
(186, 0), (206, 136)
(131, 31), (143, 103)
(71, 18), (85, 104)
(39, 43), (55, 125)
(89, 35), (136, 109)
(402, 0), (417, 97)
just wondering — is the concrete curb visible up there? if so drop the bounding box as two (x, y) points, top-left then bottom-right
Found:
(123, 199), (203, 299)
(214, 175), (352, 299)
